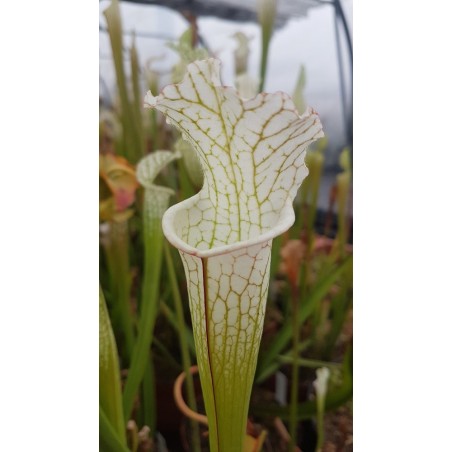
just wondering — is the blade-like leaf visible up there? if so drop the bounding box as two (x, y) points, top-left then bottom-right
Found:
(99, 286), (126, 446)
(100, 407), (129, 452)
(103, 0), (141, 163)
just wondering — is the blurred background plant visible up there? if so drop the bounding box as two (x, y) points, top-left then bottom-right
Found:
(99, 0), (352, 450)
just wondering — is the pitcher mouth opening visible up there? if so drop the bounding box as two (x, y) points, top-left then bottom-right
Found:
(162, 194), (295, 258)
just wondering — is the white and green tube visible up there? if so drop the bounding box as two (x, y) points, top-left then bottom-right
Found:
(145, 58), (324, 451)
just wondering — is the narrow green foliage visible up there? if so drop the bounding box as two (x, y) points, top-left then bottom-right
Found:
(100, 407), (129, 452)
(153, 337), (183, 371)
(255, 340), (311, 384)
(305, 150), (325, 237)
(278, 355), (341, 369)
(293, 138), (327, 238)
(323, 262), (353, 358)
(336, 147), (352, 258)
(130, 36), (145, 160)
(292, 65), (306, 114)
(160, 300), (196, 357)
(104, 221), (135, 363)
(288, 148), (324, 448)
(256, 256), (352, 381)
(144, 60), (161, 151)
(142, 360), (157, 433)
(100, 285), (127, 448)
(103, 0), (132, 159)
(103, 0), (142, 163)
(122, 192), (165, 420)
(289, 284), (301, 451)
(257, 0), (277, 91)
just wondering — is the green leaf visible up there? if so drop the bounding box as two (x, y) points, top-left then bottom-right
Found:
(339, 147), (351, 172)
(292, 65), (306, 114)
(103, 0), (141, 163)
(256, 256), (352, 380)
(130, 35), (145, 159)
(99, 286), (126, 446)
(100, 406), (129, 452)
(160, 300), (196, 357)
(257, 0), (277, 91)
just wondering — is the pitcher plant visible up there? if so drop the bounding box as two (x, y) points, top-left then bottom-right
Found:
(144, 58), (324, 451)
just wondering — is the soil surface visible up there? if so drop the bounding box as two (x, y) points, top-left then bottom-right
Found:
(322, 404), (353, 451)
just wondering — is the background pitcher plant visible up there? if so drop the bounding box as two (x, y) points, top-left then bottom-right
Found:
(144, 58), (324, 451)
